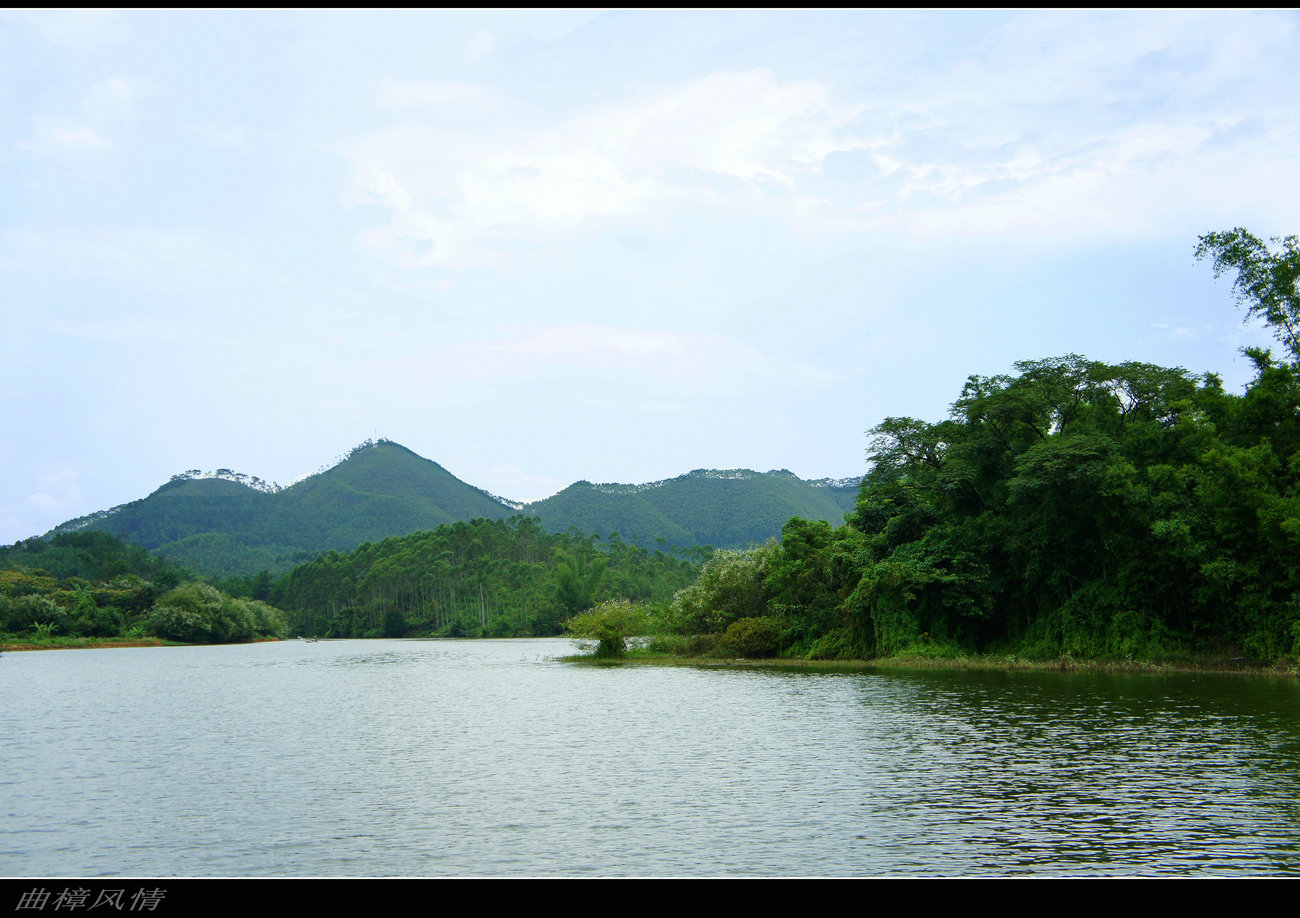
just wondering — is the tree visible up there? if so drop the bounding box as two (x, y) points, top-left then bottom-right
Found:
(1196, 229), (1300, 359)
(564, 598), (649, 658)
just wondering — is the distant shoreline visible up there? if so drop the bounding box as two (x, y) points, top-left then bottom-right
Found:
(0, 636), (285, 652)
(564, 649), (1300, 678)
(8, 637), (1295, 679)
(3, 637), (168, 652)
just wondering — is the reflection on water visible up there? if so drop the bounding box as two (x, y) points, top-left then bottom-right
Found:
(2, 640), (1297, 876)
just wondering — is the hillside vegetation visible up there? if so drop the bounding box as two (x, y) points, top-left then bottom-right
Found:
(273, 516), (699, 639)
(623, 229), (1300, 666)
(46, 442), (857, 578)
(0, 530), (288, 646)
(51, 441), (515, 577)
(524, 469), (858, 551)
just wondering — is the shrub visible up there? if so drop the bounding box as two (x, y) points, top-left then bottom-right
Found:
(565, 599), (650, 658)
(663, 547), (773, 635)
(721, 616), (781, 658)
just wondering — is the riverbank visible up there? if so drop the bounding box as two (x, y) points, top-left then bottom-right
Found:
(563, 646), (1300, 678)
(0, 636), (286, 652)
(2, 636), (169, 652)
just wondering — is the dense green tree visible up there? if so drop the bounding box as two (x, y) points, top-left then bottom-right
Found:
(653, 233), (1300, 665)
(273, 516), (697, 639)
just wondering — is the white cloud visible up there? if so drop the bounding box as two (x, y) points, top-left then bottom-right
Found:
(465, 29), (495, 62)
(426, 324), (838, 396)
(336, 12), (1300, 274)
(32, 122), (111, 152)
(21, 76), (147, 156)
(187, 122), (255, 152)
(339, 68), (867, 269)
(501, 325), (691, 361)
(0, 225), (275, 296)
(840, 11), (1300, 242)
(27, 467), (82, 515)
(373, 79), (505, 113)
(8, 9), (130, 49)
(441, 451), (567, 504)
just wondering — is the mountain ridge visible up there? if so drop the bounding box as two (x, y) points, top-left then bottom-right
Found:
(44, 438), (862, 576)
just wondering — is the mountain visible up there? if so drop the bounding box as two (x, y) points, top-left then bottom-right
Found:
(47, 440), (862, 577)
(50, 440), (514, 577)
(523, 469), (860, 550)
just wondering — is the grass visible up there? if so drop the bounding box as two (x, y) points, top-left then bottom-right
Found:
(2, 635), (170, 652)
(1, 635), (286, 652)
(561, 642), (1300, 678)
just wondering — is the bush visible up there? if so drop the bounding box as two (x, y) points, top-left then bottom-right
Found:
(663, 547), (772, 635)
(145, 582), (287, 643)
(146, 604), (213, 643)
(565, 599), (650, 658)
(721, 616), (781, 658)
(8, 595), (67, 635)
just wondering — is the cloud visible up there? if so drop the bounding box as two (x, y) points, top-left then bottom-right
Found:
(440, 452), (567, 504)
(465, 30), (495, 61)
(21, 76), (147, 156)
(339, 68), (867, 268)
(336, 12), (1300, 274)
(430, 324), (838, 396)
(187, 122), (255, 152)
(0, 225), (275, 297)
(26, 467), (82, 515)
(372, 79), (505, 113)
(500, 325), (692, 362)
(838, 11), (1300, 242)
(7, 9), (130, 49)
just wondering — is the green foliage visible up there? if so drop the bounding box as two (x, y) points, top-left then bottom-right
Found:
(0, 536), (290, 646)
(553, 548), (608, 617)
(565, 598), (651, 658)
(144, 583), (287, 643)
(43, 441), (856, 581)
(273, 516), (698, 639)
(527, 470), (859, 553)
(650, 236), (1300, 666)
(1196, 229), (1300, 359)
(663, 547), (772, 634)
(0, 531), (184, 584)
(46, 441), (517, 578)
(720, 616), (781, 658)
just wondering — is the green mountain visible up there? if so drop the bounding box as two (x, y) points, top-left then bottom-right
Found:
(524, 469), (860, 550)
(51, 440), (514, 577)
(48, 440), (860, 577)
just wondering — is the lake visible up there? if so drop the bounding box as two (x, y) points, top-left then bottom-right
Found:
(3, 638), (1299, 876)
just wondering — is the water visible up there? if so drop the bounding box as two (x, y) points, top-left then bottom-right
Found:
(3, 639), (1298, 876)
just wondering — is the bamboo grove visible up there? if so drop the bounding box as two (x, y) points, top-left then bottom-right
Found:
(648, 230), (1300, 664)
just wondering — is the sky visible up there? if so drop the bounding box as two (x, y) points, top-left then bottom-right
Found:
(2, 9), (1299, 544)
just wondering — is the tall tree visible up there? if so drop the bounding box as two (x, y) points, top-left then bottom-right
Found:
(1196, 229), (1300, 359)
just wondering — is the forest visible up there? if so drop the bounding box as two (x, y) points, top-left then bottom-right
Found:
(611, 228), (1300, 665)
(0, 529), (287, 645)
(272, 516), (701, 638)
(5, 228), (1299, 666)
(0, 517), (700, 646)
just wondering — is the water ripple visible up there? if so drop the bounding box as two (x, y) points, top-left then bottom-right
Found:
(2, 641), (1297, 876)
